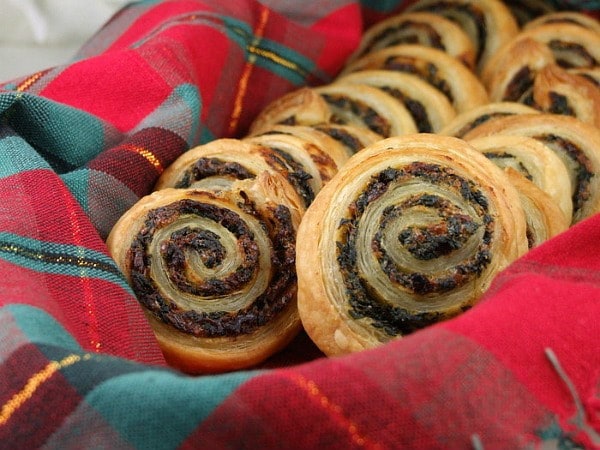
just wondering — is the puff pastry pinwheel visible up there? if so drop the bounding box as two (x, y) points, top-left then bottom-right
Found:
(312, 82), (418, 137)
(337, 70), (457, 133)
(340, 44), (489, 113)
(156, 138), (287, 192)
(530, 64), (600, 128)
(482, 23), (600, 100)
(439, 102), (539, 138)
(296, 134), (528, 356)
(481, 37), (555, 103)
(348, 11), (476, 69)
(245, 132), (343, 206)
(107, 173), (304, 373)
(248, 87), (331, 135)
(405, 0), (519, 71)
(502, 167), (569, 248)
(463, 114), (600, 224)
(156, 136), (325, 211)
(523, 11), (600, 35)
(467, 135), (573, 222)
(251, 124), (352, 167)
(250, 83), (418, 139)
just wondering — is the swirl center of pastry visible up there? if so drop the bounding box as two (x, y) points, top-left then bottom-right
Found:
(127, 199), (296, 338)
(336, 162), (494, 336)
(392, 196), (481, 260)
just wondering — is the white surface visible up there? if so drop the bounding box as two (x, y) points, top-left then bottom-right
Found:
(0, 0), (130, 82)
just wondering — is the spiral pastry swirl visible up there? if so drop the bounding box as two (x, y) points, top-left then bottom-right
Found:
(337, 70), (457, 133)
(405, 0), (519, 71)
(312, 82), (418, 137)
(530, 64), (600, 128)
(245, 132), (342, 207)
(482, 23), (600, 102)
(155, 138), (280, 192)
(462, 114), (600, 224)
(523, 11), (600, 35)
(251, 124), (351, 166)
(107, 173), (304, 373)
(341, 44), (489, 113)
(248, 87), (332, 135)
(502, 167), (569, 248)
(297, 134), (528, 356)
(467, 134), (573, 221)
(348, 11), (476, 69)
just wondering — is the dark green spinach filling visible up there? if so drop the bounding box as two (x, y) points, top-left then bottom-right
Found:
(336, 162), (493, 337)
(128, 199), (296, 338)
(175, 157), (255, 188)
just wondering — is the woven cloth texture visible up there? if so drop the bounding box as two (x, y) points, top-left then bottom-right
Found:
(1, 1), (600, 448)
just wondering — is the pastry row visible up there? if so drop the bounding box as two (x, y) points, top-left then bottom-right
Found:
(107, 0), (600, 372)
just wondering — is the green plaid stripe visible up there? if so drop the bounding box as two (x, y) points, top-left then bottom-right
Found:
(2, 304), (258, 449)
(0, 93), (119, 173)
(0, 232), (129, 289)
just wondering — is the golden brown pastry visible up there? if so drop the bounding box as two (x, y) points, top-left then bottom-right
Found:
(530, 64), (600, 128)
(296, 134), (528, 356)
(484, 23), (600, 86)
(251, 124), (351, 169)
(483, 17), (600, 102)
(312, 123), (383, 157)
(502, 167), (570, 248)
(348, 11), (476, 69)
(155, 138), (283, 192)
(517, 22), (600, 68)
(245, 132), (341, 206)
(312, 82), (418, 137)
(155, 137), (321, 212)
(341, 44), (489, 113)
(337, 70), (457, 133)
(467, 135), (573, 222)
(481, 37), (556, 102)
(523, 11), (600, 35)
(438, 102), (539, 138)
(568, 67), (600, 87)
(249, 83), (418, 139)
(405, 0), (519, 71)
(107, 173), (304, 373)
(462, 114), (600, 224)
(248, 87), (331, 135)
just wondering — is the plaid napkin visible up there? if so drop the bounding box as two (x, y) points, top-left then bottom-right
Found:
(1, 1), (599, 448)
